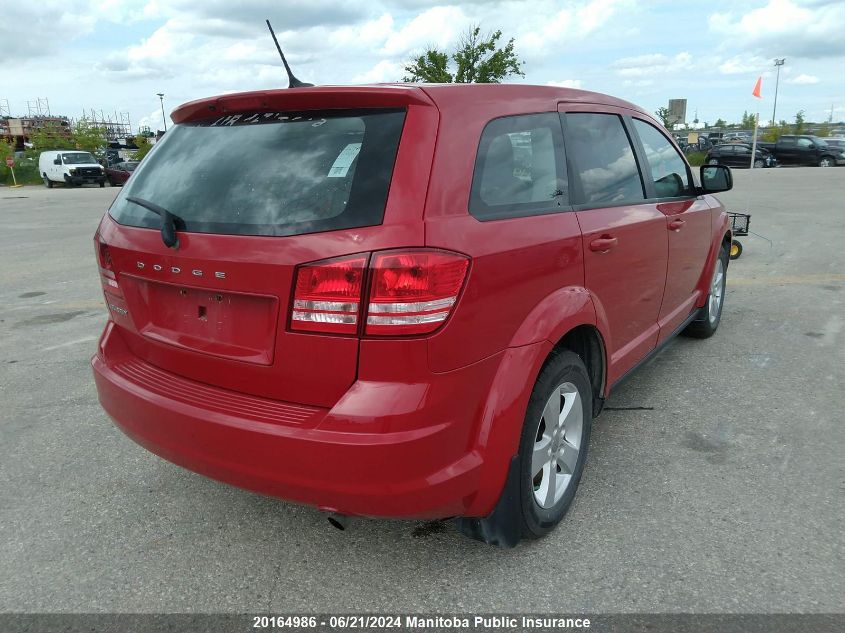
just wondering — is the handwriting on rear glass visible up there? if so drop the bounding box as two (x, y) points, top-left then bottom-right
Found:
(209, 113), (327, 127)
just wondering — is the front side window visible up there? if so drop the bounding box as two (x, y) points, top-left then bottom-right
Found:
(565, 113), (644, 206)
(469, 113), (567, 220)
(632, 118), (691, 198)
(797, 138), (814, 148)
(109, 109), (405, 237)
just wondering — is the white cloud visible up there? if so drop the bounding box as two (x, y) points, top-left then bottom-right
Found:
(382, 6), (466, 56)
(708, 0), (845, 58)
(519, 0), (627, 56)
(352, 60), (404, 83)
(546, 80), (583, 89)
(613, 52), (693, 77)
(788, 73), (820, 84)
(718, 55), (771, 75)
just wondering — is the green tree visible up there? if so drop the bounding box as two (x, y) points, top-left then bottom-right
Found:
(72, 119), (107, 153)
(794, 110), (805, 134)
(404, 50), (452, 83)
(762, 119), (789, 142)
(740, 111), (757, 129)
(714, 118), (727, 128)
(131, 134), (153, 161)
(816, 122), (831, 137)
(654, 107), (673, 129)
(403, 26), (524, 83)
(28, 123), (75, 152)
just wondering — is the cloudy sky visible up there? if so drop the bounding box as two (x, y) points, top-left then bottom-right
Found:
(3, 0), (843, 132)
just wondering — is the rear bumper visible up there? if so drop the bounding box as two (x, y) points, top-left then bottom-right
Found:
(92, 323), (500, 519)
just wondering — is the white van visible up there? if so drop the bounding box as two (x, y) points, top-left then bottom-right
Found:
(39, 151), (106, 188)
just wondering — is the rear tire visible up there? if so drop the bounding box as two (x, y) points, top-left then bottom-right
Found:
(684, 245), (728, 339)
(456, 350), (592, 546)
(43, 175), (53, 189)
(708, 158), (719, 165)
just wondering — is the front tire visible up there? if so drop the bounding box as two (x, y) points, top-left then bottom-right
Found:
(708, 158), (719, 165)
(753, 159), (765, 168)
(456, 350), (593, 546)
(684, 245), (728, 339)
(819, 155), (835, 167)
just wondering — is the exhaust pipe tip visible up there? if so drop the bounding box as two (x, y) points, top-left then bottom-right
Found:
(327, 513), (351, 531)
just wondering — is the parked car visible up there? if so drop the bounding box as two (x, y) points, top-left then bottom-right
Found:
(722, 132), (752, 143)
(757, 135), (845, 167)
(706, 143), (776, 168)
(91, 84), (734, 546)
(822, 138), (845, 152)
(39, 150), (106, 188)
(105, 161), (139, 186)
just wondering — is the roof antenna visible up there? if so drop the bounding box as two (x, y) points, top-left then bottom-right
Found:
(266, 19), (313, 88)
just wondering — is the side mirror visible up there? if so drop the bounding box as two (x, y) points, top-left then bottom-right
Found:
(699, 165), (732, 193)
(53, 157), (61, 165)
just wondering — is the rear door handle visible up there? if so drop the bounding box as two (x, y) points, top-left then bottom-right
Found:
(668, 219), (686, 231)
(589, 235), (618, 253)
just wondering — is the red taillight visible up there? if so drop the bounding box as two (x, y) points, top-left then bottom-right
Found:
(291, 255), (367, 335)
(290, 249), (470, 337)
(96, 235), (119, 288)
(366, 250), (469, 336)
(97, 238), (113, 270)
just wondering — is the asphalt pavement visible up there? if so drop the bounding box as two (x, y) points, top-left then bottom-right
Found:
(1, 169), (843, 613)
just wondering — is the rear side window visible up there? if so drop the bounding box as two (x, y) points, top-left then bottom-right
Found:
(469, 113), (567, 220)
(565, 113), (644, 206)
(631, 118), (691, 198)
(109, 109), (405, 237)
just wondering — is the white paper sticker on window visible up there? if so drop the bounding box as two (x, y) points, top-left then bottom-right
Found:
(328, 143), (362, 177)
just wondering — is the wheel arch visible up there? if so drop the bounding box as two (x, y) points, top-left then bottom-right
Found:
(466, 288), (610, 517)
(549, 324), (607, 416)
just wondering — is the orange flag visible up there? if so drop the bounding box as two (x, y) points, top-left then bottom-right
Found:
(752, 76), (762, 98)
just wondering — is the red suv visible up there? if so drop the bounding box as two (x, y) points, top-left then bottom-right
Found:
(92, 84), (733, 547)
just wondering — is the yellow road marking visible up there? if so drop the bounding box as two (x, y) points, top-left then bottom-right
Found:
(728, 274), (845, 286)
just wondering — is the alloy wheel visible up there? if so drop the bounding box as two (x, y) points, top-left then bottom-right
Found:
(709, 257), (725, 324)
(532, 383), (583, 509)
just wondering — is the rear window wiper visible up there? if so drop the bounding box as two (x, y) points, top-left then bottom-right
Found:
(126, 197), (184, 249)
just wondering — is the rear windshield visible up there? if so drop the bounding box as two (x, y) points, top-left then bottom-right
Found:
(109, 109), (406, 237)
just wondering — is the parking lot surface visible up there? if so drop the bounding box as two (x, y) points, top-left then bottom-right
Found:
(1, 170), (843, 613)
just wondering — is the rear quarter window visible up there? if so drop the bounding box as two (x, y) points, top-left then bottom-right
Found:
(109, 109), (405, 237)
(469, 113), (568, 220)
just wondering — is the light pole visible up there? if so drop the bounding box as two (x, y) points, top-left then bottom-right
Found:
(771, 58), (785, 127)
(156, 93), (167, 132)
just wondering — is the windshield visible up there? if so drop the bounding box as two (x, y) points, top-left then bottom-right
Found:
(62, 152), (97, 164)
(109, 109), (406, 237)
(123, 163), (138, 171)
(812, 137), (828, 147)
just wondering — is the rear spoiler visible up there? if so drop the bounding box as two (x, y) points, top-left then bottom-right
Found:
(171, 86), (437, 125)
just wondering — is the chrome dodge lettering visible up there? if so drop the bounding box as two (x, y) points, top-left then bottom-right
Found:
(133, 261), (228, 279)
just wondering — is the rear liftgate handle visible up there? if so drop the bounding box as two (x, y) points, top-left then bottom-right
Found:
(668, 218), (686, 231)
